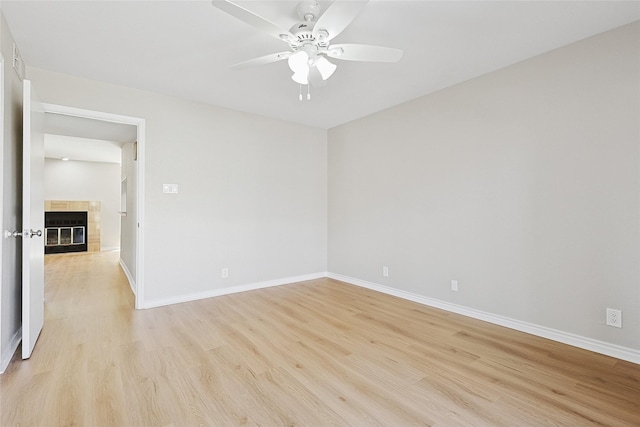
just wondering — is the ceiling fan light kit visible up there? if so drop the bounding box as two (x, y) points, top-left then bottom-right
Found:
(211, 0), (403, 100)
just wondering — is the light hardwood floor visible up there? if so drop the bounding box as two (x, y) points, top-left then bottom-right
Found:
(1, 251), (638, 426)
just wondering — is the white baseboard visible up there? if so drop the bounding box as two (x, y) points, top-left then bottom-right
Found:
(143, 272), (328, 309)
(119, 259), (136, 296)
(328, 273), (640, 365)
(0, 327), (22, 374)
(101, 247), (120, 252)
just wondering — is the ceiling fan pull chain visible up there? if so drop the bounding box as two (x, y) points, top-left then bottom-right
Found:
(299, 84), (303, 101)
(307, 84), (311, 100)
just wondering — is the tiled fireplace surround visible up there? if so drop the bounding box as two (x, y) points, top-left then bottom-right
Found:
(44, 200), (101, 252)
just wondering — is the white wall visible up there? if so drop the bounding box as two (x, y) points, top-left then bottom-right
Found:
(44, 154), (121, 250)
(27, 67), (328, 306)
(328, 22), (640, 353)
(0, 11), (24, 372)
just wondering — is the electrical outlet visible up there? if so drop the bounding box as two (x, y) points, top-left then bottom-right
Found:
(221, 267), (229, 279)
(451, 280), (458, 292)
(382, 266), (389, 277)
(606, 308), (622, 328)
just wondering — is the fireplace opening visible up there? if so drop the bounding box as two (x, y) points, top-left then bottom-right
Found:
(45, 211), (88, 254)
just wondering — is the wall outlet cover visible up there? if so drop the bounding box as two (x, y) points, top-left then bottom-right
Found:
(606, 308), (622, 328)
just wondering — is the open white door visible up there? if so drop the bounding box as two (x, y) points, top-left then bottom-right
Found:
(22, 79), (45, 359)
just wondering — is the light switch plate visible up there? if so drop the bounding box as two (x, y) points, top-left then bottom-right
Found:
(163, 184), (178, 194)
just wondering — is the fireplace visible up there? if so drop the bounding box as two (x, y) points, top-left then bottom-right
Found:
(45, 211), (88, 254)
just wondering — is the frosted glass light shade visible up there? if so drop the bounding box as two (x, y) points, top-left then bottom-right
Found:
(292, 70), (309, 85)
(315, 57), (337, 80)
(288, 51), (309, 73)
(289, 51), (310, 84)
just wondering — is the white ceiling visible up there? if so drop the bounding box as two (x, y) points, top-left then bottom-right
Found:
(44, 133), (124, 164)
(3, 1), (639, 130)
(45, 113), (137, 145)
(43, 113), (137, 164)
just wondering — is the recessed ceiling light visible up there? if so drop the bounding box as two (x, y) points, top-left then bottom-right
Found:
(61, 157), (69, 161)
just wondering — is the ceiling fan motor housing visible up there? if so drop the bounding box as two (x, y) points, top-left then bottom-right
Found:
(289, 1), (327, 49)
(289, 26), (329, 48)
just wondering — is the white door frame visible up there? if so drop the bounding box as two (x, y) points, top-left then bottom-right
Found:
(41, 103), (145, 309)
(0, 54), (4, 364)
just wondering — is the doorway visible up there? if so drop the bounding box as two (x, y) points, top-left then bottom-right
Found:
(41, 104), (145, 309)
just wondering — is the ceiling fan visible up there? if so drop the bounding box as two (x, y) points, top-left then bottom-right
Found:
(211, 0), (403, 94)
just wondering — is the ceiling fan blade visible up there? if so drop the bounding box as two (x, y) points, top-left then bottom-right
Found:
(312, 0), (368, 42)
(326, 44), (403, 62)
(211, 0), (294, 42)
(230, 51), (291, 70)
(308, 66), (327, 87)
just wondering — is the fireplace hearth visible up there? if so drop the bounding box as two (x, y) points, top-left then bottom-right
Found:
(45, 211), (88, 254)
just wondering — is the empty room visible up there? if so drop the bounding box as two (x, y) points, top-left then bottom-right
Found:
(0, 1), (639, 425)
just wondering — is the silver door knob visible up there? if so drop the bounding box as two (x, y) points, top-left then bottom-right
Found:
(29, 229), (42, 238)
(5, 230), (22, 238)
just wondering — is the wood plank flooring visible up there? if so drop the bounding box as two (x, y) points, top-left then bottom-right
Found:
(1, 251), (639, 426)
